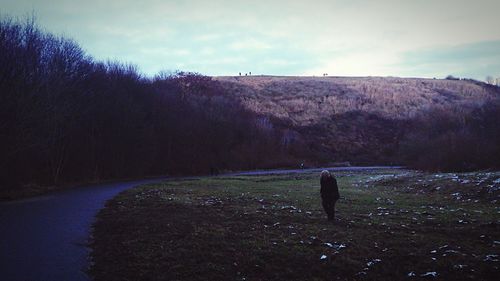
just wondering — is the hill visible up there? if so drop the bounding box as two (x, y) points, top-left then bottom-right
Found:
(215, 76), (498, 124)
(215, 76), (500, 169)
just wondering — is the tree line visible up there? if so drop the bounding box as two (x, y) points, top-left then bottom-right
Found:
(400, 100), (500, 171)
(0, 16), (296, 191)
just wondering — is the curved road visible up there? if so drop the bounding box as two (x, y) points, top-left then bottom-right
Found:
(0, 179), (164, 281)
(0, 166), (399, 281)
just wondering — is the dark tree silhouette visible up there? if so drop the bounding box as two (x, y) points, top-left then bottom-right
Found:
(0, 16), (296, 192)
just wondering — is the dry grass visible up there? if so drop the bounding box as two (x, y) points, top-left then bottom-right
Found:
(214, 76), (499, 125)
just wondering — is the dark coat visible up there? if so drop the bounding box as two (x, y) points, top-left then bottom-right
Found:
(320, 176), (340, 202)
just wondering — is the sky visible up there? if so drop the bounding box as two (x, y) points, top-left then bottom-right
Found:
(1, 0), (500, 80)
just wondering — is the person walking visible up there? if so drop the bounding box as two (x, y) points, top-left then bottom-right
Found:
(320, 170), (340, 221)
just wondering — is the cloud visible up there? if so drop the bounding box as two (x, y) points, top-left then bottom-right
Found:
(1, 0), (499, 79)
(396, 40), (500, 78)
(304, 49), (402, 77)
(229, 38), (273, 50)
(193, 33), (223, 42)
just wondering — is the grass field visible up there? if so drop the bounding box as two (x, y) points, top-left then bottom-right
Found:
(90, 169), (500, 280)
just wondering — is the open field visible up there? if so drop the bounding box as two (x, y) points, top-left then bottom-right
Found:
(90, 169), (500, 280)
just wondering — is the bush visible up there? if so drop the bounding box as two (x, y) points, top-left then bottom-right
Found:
(399, 101), (500, 171)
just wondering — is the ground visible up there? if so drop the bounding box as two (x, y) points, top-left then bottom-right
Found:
(90, 169), (500, 280)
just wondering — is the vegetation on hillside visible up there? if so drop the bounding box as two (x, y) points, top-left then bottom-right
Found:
(216, 76), (500, 170)
(216, 76), (498, 122)
(400, 100), (500, 171)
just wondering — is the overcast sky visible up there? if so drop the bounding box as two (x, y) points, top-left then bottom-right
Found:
(1, 0), (499, 79)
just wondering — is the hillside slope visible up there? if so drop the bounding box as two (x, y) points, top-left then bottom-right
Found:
(215, 76), (500, 167)
(216, 76), (498, 125)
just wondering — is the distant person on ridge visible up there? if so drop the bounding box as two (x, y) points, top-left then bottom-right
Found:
(320, 170), (340, 221)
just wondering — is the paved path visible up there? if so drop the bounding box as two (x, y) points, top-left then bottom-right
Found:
(230, 166), (402, 176)
(0, 179), (164, 281)
(0, 166), (400, 281)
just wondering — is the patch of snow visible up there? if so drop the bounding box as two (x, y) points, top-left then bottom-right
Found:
(484, 254), (499, 262)
(366, 259), (381, 267)
(335, 243), (347, 250)
(420, 272), (438, 277)
(325, 242), (347, 250)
